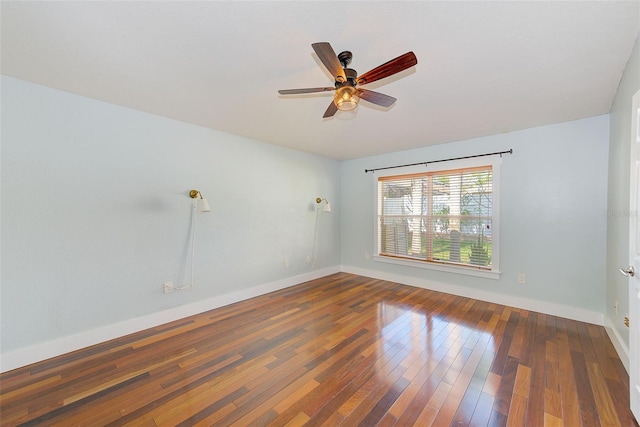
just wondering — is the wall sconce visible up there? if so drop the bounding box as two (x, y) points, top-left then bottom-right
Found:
(316, 197), (331, 212)
(189, 190), (211, 213)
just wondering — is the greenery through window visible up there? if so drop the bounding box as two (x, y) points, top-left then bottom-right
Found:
(377, 166), (493, 270)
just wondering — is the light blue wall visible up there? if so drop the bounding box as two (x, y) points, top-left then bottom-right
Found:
(0, 77), (341, 353)
(607, 34), (640, 349)
(0, 73), (623, 359)
(341, 116), (610, 313)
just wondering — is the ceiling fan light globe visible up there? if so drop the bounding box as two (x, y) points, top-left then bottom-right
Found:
(337, 98), (358, 111)
(335, 86), (358, 111)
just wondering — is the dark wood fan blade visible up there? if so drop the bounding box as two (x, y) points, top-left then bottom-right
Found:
(312, 42), (346, 82)
(357, 89), (397, 107)
(356, 52), (417, 85)
(323, 100), (338, 118)
(278, 87), (335, 95)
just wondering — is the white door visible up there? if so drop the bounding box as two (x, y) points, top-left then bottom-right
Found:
(628, 89), (640, 421)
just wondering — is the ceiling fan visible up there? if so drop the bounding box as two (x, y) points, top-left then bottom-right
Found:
(278, 42), (417, 118)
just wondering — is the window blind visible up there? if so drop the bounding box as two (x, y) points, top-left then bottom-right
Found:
(377, 165), (493, 270)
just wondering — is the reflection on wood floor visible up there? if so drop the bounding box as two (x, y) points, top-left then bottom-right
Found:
(1, 273), (637, 426)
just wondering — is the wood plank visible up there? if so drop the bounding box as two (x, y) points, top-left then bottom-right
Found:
(555, 316), (581, 427)
(525, 313), (548, 427)
(571, 349), (602, 426)
(469, 391), (495, 426)
(586, 361), (621, 426)
(513, 364), (531, 398)
(493, 356), (518, 416)
(506, 393), (528, 427)
(544, 412), (564, 427)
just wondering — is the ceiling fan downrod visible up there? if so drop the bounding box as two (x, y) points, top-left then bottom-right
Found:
(336, 51), (357, 87)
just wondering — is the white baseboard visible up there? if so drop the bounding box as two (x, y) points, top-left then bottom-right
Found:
(0, 266), (340, 373)
(340, 265), (605, 326)
(604, 315), (630, 373)
(1, 265), (617, 373)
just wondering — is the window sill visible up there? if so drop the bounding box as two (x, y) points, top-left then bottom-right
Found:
(373, 255), (501, 280)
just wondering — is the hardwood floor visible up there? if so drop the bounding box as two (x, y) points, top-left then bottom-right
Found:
(1, 273), (637, 426)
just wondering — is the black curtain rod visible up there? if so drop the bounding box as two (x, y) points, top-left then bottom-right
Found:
(364, 149), (513, 173)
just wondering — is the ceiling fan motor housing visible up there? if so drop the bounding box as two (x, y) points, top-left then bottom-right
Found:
(336, 68), (358, 90)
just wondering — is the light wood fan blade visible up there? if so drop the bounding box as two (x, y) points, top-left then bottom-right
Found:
(356, 89), (397, 107)
(323, 101), (338, 118)
(312, 42), (347, 82)
(278, 87), (335, 95)
(356, 52), (417, 86)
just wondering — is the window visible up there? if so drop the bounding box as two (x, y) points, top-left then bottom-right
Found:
(375, 158), (500, 278)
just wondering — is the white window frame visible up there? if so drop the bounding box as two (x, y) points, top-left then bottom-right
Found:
(373, 156), (501, 280)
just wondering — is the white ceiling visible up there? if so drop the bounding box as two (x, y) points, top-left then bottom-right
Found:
(2, 1), (638, 160)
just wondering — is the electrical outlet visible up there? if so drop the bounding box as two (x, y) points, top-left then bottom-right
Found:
(614, 301), (619, 314)
(517, 273), (526, 284)
(284, 259), (289, 268)
(365, 252), (370, 260)
(163, 282), (173, 294)
(306, 255), (311, 263)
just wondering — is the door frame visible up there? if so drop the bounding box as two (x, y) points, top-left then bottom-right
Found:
(629, 89), (640, 421)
